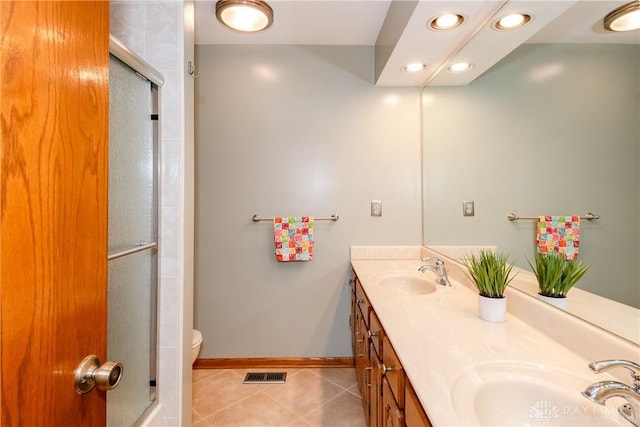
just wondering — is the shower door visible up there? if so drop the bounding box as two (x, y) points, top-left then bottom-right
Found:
(108, 37), (163, 426)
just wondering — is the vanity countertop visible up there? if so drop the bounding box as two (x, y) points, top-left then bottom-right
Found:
(350, 246), (639, 426)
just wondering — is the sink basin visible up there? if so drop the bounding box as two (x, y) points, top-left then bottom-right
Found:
(376, 272), (439, 295)
(451, 361), (627, 426)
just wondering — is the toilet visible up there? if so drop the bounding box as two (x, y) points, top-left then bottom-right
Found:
(191, 329), (203, 364)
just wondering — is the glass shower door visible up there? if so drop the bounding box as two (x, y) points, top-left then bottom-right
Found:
(107, 52), (160, 426)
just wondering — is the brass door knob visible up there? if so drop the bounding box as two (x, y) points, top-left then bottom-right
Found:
(74, 355), (123, 394)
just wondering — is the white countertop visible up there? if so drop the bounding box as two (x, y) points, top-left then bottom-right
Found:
(350, 246), (639, 426)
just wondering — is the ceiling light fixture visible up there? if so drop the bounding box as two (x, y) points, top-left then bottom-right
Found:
(215, 0), (274, 32)
(492, 13), (531, 31)
(604, 1), (640, 31)
(430, 13), (465, 30)
(402, 63), (428, 73)
(446, 62), (474, 73)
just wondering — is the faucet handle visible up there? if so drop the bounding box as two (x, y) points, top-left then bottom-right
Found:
(420, 256), (444, 265)
(589, 360), (640, 389)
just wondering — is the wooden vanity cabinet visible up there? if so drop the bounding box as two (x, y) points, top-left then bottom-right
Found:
(351, 275), (380, 427)
(405, 381), (432, 427)
(351, 270), (433, 427)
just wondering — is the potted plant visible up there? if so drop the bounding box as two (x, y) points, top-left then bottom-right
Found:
(462, 250), (516, 322)
(528, 251), (589, 309)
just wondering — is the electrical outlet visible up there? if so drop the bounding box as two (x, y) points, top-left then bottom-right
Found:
(463, 200), (474, 216)
(371, 200), (382, 217)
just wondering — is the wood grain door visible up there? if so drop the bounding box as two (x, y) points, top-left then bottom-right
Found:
(1, 1), (109, 426)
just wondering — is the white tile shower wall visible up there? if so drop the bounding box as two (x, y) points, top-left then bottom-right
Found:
(111, 2), (193, 425)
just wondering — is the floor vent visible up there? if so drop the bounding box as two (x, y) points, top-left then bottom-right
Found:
(243, 372), (287, 384)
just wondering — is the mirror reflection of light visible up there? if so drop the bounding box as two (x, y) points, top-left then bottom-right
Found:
(446, 62), (474, 73)
(253, 64), (277, 82)
(422, 94), (434, 104)
(384, 94), (400, 106)
(528, 63), (564, 81)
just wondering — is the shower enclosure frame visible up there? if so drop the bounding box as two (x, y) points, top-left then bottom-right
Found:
(108, 34), (164, 426)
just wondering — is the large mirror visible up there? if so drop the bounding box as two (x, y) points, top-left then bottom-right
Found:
(421, 3), (639, 342)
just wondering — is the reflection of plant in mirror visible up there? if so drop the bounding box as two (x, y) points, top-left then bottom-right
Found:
(528, 252), (589, 298)
(462, 250), (516, 298)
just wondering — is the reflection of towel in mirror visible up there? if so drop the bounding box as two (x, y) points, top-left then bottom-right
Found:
(273, 217), (314, 262)
(536, 215), (580, 260)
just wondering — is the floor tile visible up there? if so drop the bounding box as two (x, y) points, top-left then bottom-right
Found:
(192, 367), (364, 426)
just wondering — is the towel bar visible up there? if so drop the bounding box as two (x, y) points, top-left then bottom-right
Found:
(252, 214), (339, 222)
(507, 212), (599, 221)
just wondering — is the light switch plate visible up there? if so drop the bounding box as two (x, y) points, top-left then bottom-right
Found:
(371, 200), (382, 217)
(463, 200), (474, 216)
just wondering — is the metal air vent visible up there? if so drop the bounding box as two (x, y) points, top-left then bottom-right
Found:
(243, 372), (287, 384)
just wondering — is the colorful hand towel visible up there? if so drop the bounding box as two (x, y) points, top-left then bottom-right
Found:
(536, 215), (580, 260)
(273, 217), (314, 262)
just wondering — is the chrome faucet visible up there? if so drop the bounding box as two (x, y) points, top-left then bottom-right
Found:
(582, 359), (640, 426)
(418, 257), (451, 286)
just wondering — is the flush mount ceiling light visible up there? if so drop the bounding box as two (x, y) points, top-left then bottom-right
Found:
(604, 1), (640, 31)
(492, 13), (532, 31)
(446, 62), (474, 73)
(430, 13), (465, 30)
(402, 63), (428, 73)
(215, 0), (274, 32)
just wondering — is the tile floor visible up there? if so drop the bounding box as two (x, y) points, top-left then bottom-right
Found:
(192, 368), (367, 426)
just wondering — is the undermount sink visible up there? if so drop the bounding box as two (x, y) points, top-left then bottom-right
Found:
(451, 361), (627, 426)
(376, 271), (439, 295)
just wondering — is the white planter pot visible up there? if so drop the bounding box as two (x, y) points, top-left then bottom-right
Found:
(478, 295), (507, 322)
(537, 293), (569, 310)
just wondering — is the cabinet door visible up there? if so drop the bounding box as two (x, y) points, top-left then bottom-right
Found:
(369, 310), (384, 357)
(354, 305), (368, 398)
(350, 273), (358, 354)
(382, 336), (405, 408)
(405, 381), (432, 427)
(355, 277), (371, 328)
(382, 378), (404, 427)
(369, 346), (382, 427)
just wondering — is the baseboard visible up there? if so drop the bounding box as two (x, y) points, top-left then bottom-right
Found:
(193, 357), (354, 369)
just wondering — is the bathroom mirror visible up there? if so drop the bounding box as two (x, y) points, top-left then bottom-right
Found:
(421, 3), (639, 344)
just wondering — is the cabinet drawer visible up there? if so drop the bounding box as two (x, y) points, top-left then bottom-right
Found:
(354, 276), (371, 328)
(405, 381), (432, 427)
(369, 310), (384, 357)
(382, 336), (404, 408)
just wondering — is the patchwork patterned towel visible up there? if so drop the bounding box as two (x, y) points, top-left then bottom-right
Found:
(536, 215), (580, 260)
(273, 217), (314, 262)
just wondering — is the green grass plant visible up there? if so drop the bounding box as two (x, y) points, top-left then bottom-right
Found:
(528, 251), (589, 298)
(462, 250), (516, 298)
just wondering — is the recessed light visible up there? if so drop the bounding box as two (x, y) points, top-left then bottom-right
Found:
(402, 63), (428, 73)
(604, 1), (640, 31)
(446, 62), (474, 73)
(492, 13), (532, 31)
(430, 13), (465, 31)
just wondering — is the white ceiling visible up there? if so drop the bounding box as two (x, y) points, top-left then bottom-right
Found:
(194, 0), (640, 86)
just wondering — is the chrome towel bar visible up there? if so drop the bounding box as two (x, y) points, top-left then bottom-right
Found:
(507, 212), (600, 221)
(252, 214), (339, 222)
(108, 242), (157, 260)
